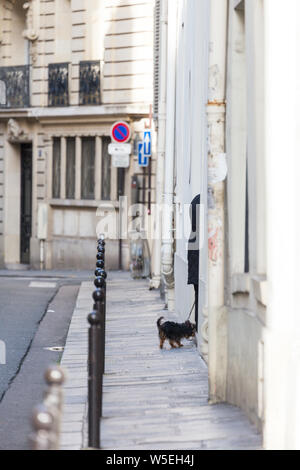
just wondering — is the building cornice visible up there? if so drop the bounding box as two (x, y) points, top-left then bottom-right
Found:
(0, 105), (150, 124)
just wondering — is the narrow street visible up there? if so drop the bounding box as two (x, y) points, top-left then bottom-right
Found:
(0, 271), (89, 450)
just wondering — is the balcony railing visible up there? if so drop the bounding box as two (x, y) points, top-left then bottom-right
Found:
(79, 61), (101, 105)
(0, 65), (30, 108)
(0, 61), (101, 109)
(48, 63), (69, 107)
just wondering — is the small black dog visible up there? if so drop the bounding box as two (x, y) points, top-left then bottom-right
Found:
(157, 317), (196, 349)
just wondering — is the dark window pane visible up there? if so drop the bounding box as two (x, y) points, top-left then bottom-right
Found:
(0, 65), (30, 108)
(79, 61), (101, 105)
(52, 138), (61, 198)
(66, 137), (76, 199)
(81, 137), (95, 200)
(101, 137), (111, 201)
(48, 63), (69, 107)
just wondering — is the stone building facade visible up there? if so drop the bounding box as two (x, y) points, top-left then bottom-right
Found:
(0, 0), (155, 270)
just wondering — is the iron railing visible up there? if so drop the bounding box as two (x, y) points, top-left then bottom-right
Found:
(79, 61), (101, 105)
(48, 63), (69, 107)
(0, 61), (102, 109)
(0, 65), (30, 108)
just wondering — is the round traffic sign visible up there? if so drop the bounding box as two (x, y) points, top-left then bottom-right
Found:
(111, 121), (131, 143)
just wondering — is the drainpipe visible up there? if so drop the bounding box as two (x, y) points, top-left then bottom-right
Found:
(150, 0), (168, 290)
(206, 0), (228, 403)
(161, 0), (177, 311)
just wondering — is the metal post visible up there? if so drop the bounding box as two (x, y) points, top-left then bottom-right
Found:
(43, 365), (66, 450)
(87, 310), (102, 449)
(96, 240), (106, 374)
(29, 404), (56, 450)
(29, 366), (66, 450)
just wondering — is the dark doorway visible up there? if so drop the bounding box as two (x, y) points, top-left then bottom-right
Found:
(20, 144), (32, 264)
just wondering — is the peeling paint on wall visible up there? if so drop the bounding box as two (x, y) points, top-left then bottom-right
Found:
(208, 153), (228, 184)
(208, 186), (215, 209)
(208, 219), (222, 263)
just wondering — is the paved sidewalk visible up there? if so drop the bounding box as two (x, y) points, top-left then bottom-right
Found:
(60, 272), (262, 450)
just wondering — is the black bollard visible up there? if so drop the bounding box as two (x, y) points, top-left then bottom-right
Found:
(96, 252), (105, 262)
(93, 287), (105, 376)
(96, 259), (105, 270)
(93, 284), (106, 376)
(87, 311), (102, 449)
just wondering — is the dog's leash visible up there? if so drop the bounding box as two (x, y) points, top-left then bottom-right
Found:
(187, 301), (195, 321)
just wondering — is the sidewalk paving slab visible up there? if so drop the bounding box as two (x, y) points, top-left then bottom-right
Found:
(60, 271), (262, 451)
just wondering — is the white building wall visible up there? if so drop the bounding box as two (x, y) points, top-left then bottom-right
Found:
(166, 0), (266, 432)
(264, 0), (300, 450)
(173, 0), (209, 333)
(224, 0), (266, 431)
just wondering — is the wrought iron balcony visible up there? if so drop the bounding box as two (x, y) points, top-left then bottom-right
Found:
(79, 61), (101, 105)
(0, 65), (30, 108)
(48, 63), (69, 107)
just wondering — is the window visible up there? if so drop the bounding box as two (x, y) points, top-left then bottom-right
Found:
(48, 63), (69, 107)
(79, 61), (101, 105)
(52, 138), (61, 198)
(81, 137), (95, 200)
(101, 137), (111, 201)
(66, 137), (76, 199)
(52, 135), (114, 202)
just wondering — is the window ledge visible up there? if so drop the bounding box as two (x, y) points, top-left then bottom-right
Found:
(252, 275), (267, 307)
(49, 199), (119, 209)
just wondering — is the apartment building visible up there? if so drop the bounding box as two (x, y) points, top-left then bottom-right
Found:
(0, 0), (155, 270)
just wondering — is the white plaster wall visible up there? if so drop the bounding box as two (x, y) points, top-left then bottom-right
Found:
(173, 0), (209, 323)
(224, 0), (266, 429)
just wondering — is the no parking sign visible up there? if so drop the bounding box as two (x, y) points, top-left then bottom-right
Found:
(111, 121), (131, 144)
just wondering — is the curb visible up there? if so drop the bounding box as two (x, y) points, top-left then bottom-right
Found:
(60, 281), (93, 450)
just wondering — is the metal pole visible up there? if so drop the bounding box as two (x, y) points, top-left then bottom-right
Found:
(43, 365), (66, 450)
(93, 283), (106, 377)
(95, 239), (106, 375)
(29, 404), (56, 450)
(87, 310), (102, 449)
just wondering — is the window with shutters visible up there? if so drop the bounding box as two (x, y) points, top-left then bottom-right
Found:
(81, 137), (95, 200)
(52, 138), (61, 198)
(66, 137), (76, 199)
(51, 136), (115, 203)
(101, 137), (111, 201)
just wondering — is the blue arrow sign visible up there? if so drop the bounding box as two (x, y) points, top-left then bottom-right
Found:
(143, 131), (152, 157)
(138, 142), (149, 167)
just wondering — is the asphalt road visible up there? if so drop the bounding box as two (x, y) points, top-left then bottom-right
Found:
(0, 274), (89, 450)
